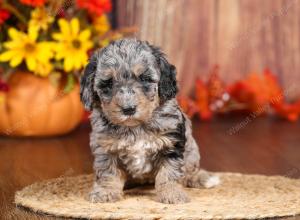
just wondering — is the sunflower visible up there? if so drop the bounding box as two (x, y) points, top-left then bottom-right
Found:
(29, 7), (54, 31)
(34, 61), (53, 77)
(0, 26), (54, 72)
(52, 18), (93, 72)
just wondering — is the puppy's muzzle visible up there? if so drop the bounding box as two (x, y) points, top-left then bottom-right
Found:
(122, 106), (136, 116)
(116, 86), (137, 116)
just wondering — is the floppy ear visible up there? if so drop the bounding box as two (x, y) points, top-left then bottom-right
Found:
(148, 44), (178, 103)
(80, 54), (99, 111)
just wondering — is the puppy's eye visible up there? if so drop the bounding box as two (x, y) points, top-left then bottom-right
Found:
(99, 78), (113, 94)
(139, 71), (155, 83)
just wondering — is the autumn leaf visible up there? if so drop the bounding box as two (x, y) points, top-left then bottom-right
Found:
(195, 79), (212, 120)
(177, 95), (198, 118)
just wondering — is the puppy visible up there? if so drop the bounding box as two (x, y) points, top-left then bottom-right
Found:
(80, 38), (220, 204)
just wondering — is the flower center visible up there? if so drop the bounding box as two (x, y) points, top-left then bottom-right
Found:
(24, 43), (36, 52)
(72, 39), (81, 49)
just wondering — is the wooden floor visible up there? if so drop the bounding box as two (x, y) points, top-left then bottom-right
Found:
(0, 117), (299, 220)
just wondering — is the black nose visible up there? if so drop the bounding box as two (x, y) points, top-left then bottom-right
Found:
(122, 106), (136, 116)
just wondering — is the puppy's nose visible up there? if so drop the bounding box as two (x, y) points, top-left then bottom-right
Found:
(122, 106), (136, 116)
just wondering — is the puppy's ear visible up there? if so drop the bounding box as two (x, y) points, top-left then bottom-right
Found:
(149, 44), (178, 102)
(80, 54), (99, 111)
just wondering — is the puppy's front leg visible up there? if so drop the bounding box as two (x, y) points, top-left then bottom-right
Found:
(89, 151), (125, 203)
(155, 158), (190, 204)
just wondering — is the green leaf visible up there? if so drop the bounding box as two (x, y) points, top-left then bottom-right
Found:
(64, 73), (75, 93)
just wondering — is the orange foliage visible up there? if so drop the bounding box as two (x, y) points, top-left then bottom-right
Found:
(177, 95), (198, 118)
(177, 68), (300, 121)
(272, 101), (300, 122)
(207, 66), (225, 102)
(195, 79), (212, 120)
(228, 70), (281, 112)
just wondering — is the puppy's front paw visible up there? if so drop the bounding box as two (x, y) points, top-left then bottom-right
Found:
(157, 184), (190, 204)
(89, 187), (123, 203)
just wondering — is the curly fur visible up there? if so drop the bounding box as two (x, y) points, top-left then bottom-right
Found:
(80, 38), (220, 204)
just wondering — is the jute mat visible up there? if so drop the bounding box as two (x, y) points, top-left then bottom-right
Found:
(15, 173), (300, 219)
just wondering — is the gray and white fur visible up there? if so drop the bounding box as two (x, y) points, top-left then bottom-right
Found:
(80, 38), (220, 204)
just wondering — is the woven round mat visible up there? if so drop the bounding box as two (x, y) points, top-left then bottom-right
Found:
(15, 173), (300, 220)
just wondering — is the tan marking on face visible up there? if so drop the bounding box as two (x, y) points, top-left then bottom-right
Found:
(102, 69), (117, 78)
(131, 63), (145, 77)
(101, 84), (160, 127)
(136, 90), (159, 123)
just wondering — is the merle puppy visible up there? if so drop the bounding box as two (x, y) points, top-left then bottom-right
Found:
(80, 38), (220, 204)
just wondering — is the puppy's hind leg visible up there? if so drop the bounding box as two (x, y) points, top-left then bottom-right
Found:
(182, 116), (220, 189)
(182, 169), (220, 189)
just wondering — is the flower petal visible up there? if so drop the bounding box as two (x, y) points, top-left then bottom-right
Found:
(38, 42), (54, 60)
(64, 57), (73, 72)
(0, 50), (17, 61)
(4, 41), (22, 49)
(58, 19), (71, 36)
(8, 28), (22, 40)
(71, 18), (80, 37)
(26, 56), (37, 71)
(28, 26), (38, 41)
(52, 33), (63, 41)
(78, 29), (91, 41)
(10, 55), (23, 67)
(74, 56), (82, 69)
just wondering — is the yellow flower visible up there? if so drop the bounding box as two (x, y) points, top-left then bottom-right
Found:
(52, 18), (93, 72)
(34, 61), (53, 77)
(93, 14), (110, 35)
(29, 7), (54, 31)
(0, 27), (54, 72)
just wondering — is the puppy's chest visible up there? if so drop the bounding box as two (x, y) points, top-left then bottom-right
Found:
(100, 131), (172, 178)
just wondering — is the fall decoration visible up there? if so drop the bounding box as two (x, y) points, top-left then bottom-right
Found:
(0, 26), (54, 73)
(0, 8), (10, 25)
(0, 0), (117, 77)
(178, 68), (300, 122)
(0, 0), (134, 136)
(93, 14), (110, 35)
(29, 7), (54, 31)
(0, 71), (84, 137)
(52, 18), (93, 72)
(19, 0), (46, 7)
(76, 0), (112, 16)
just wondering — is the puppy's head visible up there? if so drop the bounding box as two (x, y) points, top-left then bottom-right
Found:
(80, 39), (177, 127)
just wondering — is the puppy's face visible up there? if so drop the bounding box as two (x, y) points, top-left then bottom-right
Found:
(80, 39), (177, 127)
(95, 58), (160, 127)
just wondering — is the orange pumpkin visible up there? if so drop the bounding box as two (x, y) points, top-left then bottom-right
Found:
(0, 71), (84, 137)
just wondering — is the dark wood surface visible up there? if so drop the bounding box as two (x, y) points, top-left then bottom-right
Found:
(0, 117), (299, 219)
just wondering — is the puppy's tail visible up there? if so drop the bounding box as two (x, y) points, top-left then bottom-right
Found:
(183, 169), (221, 189)
(198, 169), (221, 188)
